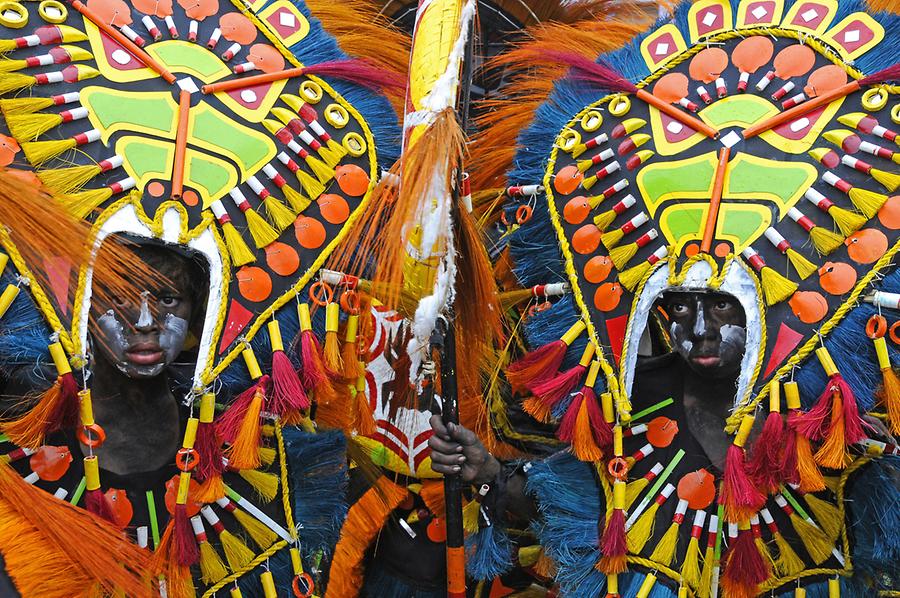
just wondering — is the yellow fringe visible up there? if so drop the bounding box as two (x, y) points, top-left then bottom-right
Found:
(0, 96), (54, 116)
(802, 493), (841, 540)
(219, 528), (255, 571)
(37, 164), (101, 194)
(237, 468), (279, 502)
(772, 530), (804, 576)
(625, 502), (661, 554)
(305, 154), (334, 185)
(786, 248), (817, 280)
(760, 267), (798, 306)
(262, 197), (296, 231)
(199, 541), (228, 584)
(789, 513), (832, 565)
(609, 242), (639, 269)
(697, 545), (715, 598)
(232, 507), (277, 550)
(243, 207), (280, 249)
(281, 184), (311, 213)
(681, 536), (702, 588)
(648, 520), (679, 566)
(871, 167), (900, 193)
(601, 227), (625, 249)
(848, 187), (887, 218)
(22, 138), (77, 165)
(60, 188), (112, 220)
(6, 112), (62, 141)
(221, 221), (256, 267)
(827, 205), (866, 237)
(297, 168), (325, 199)
(623, 477), (649, 510)
(618, 261), (651, 292)
(809, 226), (844, 255)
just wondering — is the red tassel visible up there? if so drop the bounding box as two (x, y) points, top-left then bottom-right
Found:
(3, 372), (80, 448)
(556, 392), (582, 442)
(584, 388), (613, 448)
(746, 411), (785, 493)
(597, 480), (627, 574)
(271, 350), (310, 413)
(302, 59), (407, 94)
(506, 320), (586, 394)
(527, 343), (595, 415)
(779, 421), (800, 485)
(173, 503), (199, 566)
(194, 422), (224, 482)
(721, 525), (771, 598)
(722, 416), (765, 522)
(214, 376), (269, 444)
(860, 61), (900, 86)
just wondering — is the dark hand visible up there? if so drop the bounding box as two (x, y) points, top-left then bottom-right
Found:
(428, 415), (500, 484)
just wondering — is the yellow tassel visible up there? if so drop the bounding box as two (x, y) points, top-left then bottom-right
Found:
(221, 221), (256, 267)
(601, 227), (625, 249)
(220, 528), (255, 570)
(0, 72), (36, 96)
(243, 207), (280, 248)
(296, 168), (325, 199)
(237, 469), (279, 503)
(809, 226), (844, 255)
(592, 208), (618, 232)
(698, 545), (715, 598)
(517, 544), (541, 568)
(760, 267), (798, 306)
(582, 174), (600, 191)
(22, 138), (77, 165)
(60, 187), (112, 219)
(626, 501), (663, 554)
(224, 389), (262, 470)
(576, 158), (594, 172)
(648, 520), (680, 566)
(755, 536), (777, 574)
(788, 512), (832, 564)
(618, 261), (651, 292)
(871, 167), (900, 193)
(681, 536), (702, 588)
(258, 446), (276, 466)
(848, 187), (887, 218)
(319, 138), (346, 168)
(0, 59), (29, 73)
(281, 184), (311, 213)
(796, 434), (826, 492)
(772, 530), (805, 575)
(0, 40), (16, 54)
(231, 507), (277, 549)
(609, 242), (639, 269)
(571, 399), (602, 461)
(827, 205), (866, 237)
(624, 477), (649, 510)
(6, 113), (63, 141)
(786, 248), (817, 280)
(0, 96), (54, 116)
(262, 197), (295, 231)
(571, 143), (588, 158)
(462, 498), (481, 533)
(199, 541), (228, 584)
(37, 164), (101, 194)
(802, 493), (841, 540)
(305, 154), (334, 185)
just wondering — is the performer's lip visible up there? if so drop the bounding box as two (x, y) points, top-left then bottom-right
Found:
(691, 355), (721, 367)
(126, 342), (164, 365)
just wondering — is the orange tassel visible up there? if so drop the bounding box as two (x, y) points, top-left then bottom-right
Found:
(872, 335), (900, 434)
(352, 375), (375, 436)
(341, 314), (363, 381)
(813, 388), (848, 469)
(224, 386), (263, 470)
(795, 433), (826, 492)
(323, 302), (343, 373)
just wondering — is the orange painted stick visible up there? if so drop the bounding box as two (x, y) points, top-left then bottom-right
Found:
(202, 67), (305, 94)
(635, 89), (719, 139)
(69, 0), (176, 84)
(743, 81), (859, 139)
(701, 147), (731, 254)
(171, 90), (191, 199)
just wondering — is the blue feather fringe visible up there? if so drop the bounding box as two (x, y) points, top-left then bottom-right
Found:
(235, 544), (294, 598)
(845, 455), (900, 584)
(465, 523), (514, 581)
(282, 427), (348, 561)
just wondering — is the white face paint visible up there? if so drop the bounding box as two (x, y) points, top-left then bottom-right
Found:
(95, 309), (190, 379)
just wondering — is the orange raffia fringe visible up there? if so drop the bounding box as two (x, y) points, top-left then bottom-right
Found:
(469, 18), (648, 190)
(419, 480), (446, 519)
(303, 0), (408, 115)
(151, 521), (196, 598)
(0, 460), (153, 597)
(325, 476), (408, 598)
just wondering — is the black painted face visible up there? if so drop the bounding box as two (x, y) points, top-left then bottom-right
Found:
(90, 242), (204, 379)
(658, 291), (747, 379)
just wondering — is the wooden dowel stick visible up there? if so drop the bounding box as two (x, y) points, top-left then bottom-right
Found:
(635, 89), (718, 139)
(171, 89), (191, 199)
(701, 147), (731, 254)
(202, 67), (305, 94)
(743, 81), (860, 139)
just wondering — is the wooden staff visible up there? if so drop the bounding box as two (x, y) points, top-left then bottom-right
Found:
(701, 147), (731, 253)
(171, 90), (191, 199)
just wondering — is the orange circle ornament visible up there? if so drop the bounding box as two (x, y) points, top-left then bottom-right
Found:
(594, 282), (623, 312)
(878, 196), (900, 229)
(294, 216), (327, 249)
(572, 224), (601, 255)
(846, 229), (888, 264)
(265, 242), (301, 276)
(335, 164), (369, 197)
(818, 262), (857, 296)
(105, 488), (134, 529)
(237, 266), (273, 303)
(29, 445), (72, 481)
(677, 468), (716, 510)
(318, 193), (350, 225)
(584, 255), (613, 283)
(789, 291), (828, 324)
(164, 474), (202, 517)
(426, 516), (447, 543)
(646, 416), (678, 448)
(553, 165), (583, 195)
(563, 196), (591, 224)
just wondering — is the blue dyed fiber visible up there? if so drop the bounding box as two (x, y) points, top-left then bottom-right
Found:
(235, 545), (293, 598)
(465, 523), (514, 580)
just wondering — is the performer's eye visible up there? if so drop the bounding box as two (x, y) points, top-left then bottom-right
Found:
(715, 300), (731, 311)
(670, 302), (688, 315)
(159, 296), (180, 308)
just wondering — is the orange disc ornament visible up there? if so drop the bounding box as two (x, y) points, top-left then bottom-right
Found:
(164, 474), (202, 517)
(318, 194), (350, 224)
(105, 488), (134, 529)
(572, 224), (601, 255)
(294, 216), (326, 249)
(553, 165), (583, 195)
(29, 445), (72, 481)
(819, 262), (857, 296)
(677, 468), (716, 510)
(584, 255), (613, 283)
(846, 229), (888, 264)
(335, 164), (369, 197)
(789, 291), (828, 324)
(646, 416), (678, 448)
(265, 242), (300, 276)
(237, 266), (273, 303)
(563, 196), (591, 225)
(594, 282), (623, 312)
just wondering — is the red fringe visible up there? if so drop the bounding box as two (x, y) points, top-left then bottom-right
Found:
(860, 61), (900, 86)
(746, 411), (786, 493)
(506, 340), (567, 394)
(722, 529), (770, 598)
(302, 59), (407, 95)
(214, 376), (269, 444)
(527, 362), (586, 411)
(779, 418), (800, 486)
(793, 375), (866, 444)
(514, 48), (637, 94)
(194, 422), (225, 482)
(556, 392), (583, 442)
(173, 504), (199, 566)
(721, 444), (765, 522)
(597, 508), (627, 574)
(584, 388), (613, 447)
(301, 331), (330, 389)
(271, 350), (310, 414)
